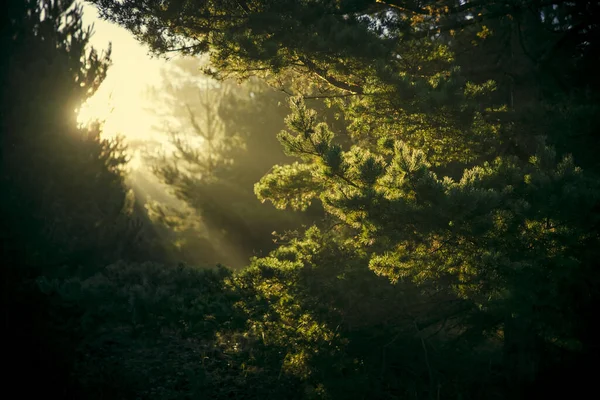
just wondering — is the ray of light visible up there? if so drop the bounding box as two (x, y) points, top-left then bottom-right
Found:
(78, 2), (169, 166)
(77, 4), (248, 268)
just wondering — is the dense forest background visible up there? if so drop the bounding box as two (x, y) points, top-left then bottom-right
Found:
(2, 0), (599, 399)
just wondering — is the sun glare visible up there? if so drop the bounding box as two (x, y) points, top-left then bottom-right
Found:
(78, 3), (169, 161)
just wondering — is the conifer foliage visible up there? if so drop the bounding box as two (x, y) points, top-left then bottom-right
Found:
(2, 0), (599, 399)
(89, 0), (600, 397)
(1, 0), (142, 270)
(1, 0), (161, 395)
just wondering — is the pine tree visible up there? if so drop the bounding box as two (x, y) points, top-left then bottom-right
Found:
(89, 0), (600, 396)
(0, 0), (166, 271)
(0, 0), (157, 395)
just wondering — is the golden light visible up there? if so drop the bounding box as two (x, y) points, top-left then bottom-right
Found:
(77, 2), (183, 212)
(76, 4), (248, 268)
(78, 3), (170, 167)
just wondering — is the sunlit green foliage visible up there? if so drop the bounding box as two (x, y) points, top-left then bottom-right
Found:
(258, 98), (599, 352)
(3, 0), (600, 398)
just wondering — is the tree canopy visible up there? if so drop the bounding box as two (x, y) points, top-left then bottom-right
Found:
(3, 0), (600, 398)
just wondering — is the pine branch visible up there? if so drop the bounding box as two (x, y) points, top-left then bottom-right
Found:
(299, 57), (364, 95)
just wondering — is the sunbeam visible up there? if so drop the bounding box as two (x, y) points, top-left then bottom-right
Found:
(77, 3), (167, 154)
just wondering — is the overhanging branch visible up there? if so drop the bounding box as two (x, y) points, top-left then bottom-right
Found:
(299, 57), (364, 94)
